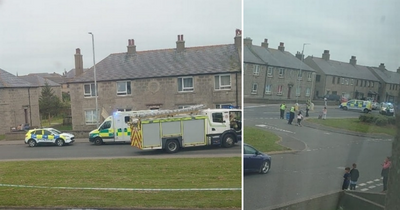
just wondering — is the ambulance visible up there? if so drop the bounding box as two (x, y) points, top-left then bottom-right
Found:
(128, 105), (242, 153)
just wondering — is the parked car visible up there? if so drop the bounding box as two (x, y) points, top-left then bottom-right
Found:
(243, 143), (271, 174)
(24, 128), (75, 147)
(323, 94), (341, 101)
(339, 99), (372, 113)
(371, 102), (381, 110)
(380, 102), (395, 116)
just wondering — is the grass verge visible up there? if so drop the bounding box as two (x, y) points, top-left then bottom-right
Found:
(244, 126), (289, 152)
(0, 134), (4, 140)
(307, 118), (396, 136)
(0, 158), (241, 208)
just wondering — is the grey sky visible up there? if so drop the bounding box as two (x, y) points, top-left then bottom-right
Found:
(0, 0), (241, 76)
(244, 0), (400, 72)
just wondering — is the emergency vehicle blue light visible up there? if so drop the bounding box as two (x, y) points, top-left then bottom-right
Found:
(221, 105), (240, 109)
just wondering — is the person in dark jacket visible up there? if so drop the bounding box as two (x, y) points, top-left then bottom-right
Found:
(349, 163), (360, 190)
(342, 167), (351, 190)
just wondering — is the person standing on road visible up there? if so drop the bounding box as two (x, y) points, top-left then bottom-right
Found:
(305, 101), (310, 117)
(349, 163), (359, 190)
(342, 167), (351, 190)
(296, 111), (304, 126)
(381, 156), (392, 193)
(322, 107), (327, 120)
(288, 105), (295, 125)
(324, 97), (327, 107)
(280, 103), (286, 119)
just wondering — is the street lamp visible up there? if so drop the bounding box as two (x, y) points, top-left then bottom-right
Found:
(296, 43), (310, 104)
(88, 32), (99, 128)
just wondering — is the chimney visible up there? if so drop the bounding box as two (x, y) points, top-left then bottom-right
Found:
(74, 48), (83, 77)
(234, 29), (242, 50)
(244, 37), (252, 46)
(322, 50), (330, 61)
(397, 67), (400, 73)
(295, 51), (304, 60)
(379, 63), (386, 71)
(278, 42), (285, 52)
(261, 39), (269, 48)
(349, 56), (357, 65)
(176, 34), (185, 53)
(127, 39), (136, 54)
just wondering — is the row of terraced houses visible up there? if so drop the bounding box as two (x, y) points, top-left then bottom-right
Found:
(1, 32), (400, 135)
(0, 30), (242, 135)
(243, 37), (400, 104)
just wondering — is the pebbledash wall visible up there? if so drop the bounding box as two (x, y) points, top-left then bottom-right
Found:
(0, 87), (40, 135)
(69, 73), (241, 131)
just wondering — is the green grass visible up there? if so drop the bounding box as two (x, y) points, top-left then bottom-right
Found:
(41, 116), (63, 127)
(53, 124), (73, 131)
(307, 118), (397, 136)
(0, 158), (241, 208)
(0, 134), (4, 140)
(244, 126), (289, 152)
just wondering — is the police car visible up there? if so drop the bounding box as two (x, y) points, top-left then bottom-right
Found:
(25, 128), (75, 147)
(339, 99), (372, 113)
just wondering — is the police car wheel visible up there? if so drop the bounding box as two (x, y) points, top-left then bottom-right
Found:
(56, 139), (64, 146)
(222, 134), (235, 148)
(28, 139), (36, 147)
(165, 139), (179, 153)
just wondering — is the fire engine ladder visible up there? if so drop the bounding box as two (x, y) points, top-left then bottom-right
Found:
(130, 104), (206, 120)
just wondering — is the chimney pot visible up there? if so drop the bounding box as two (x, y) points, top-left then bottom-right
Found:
(350, 56), (357, 65)
(76, 48), (81, 54)
(176, 34), (185, 52)
(234, 30), (242, 49)
(261, 39), (269, 48)
(127, 39), (136, 54)
(244, 37), (252, 46)
(322, 50), (330, 61)
(74, 48), (83, 77)
(278, 42), (285, 52)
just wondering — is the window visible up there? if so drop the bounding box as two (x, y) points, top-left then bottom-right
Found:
(350, 79), (354, 86)
(265, 84), (272, 94)
(117, 108), (132, 112)
(316, 75), (321, 82)
(84, 83), (96, 97)
(356, 80), (358, 86)
(253, 65), (260, 76)
(307, 73), (312, 81)
(341, 78), (345, 84)
(85, 110), (98, 125)
(306, 87), (310, 96)
(178, 77), (194, 92)
(117, 81), (131, 96)
(371, 81), (374, 87)
(215, 74), (231, 90)
(364, 80), (366, 87)
(298, 71), (302, 80)
(43, 130), (52, 136)
(345, 79), (349, 85)
(277, 85), (283, 95)
(295, 87), (301, 96)
(360, 80), (363, 87)
(251, 83), (258, 94)
(267, 67), (273, 77)
(278, 68), (284, 78)
(367, 81), (370, 87)
(211, 112), (224, 123)
(178, 105), (192, 109)
(332, 76), (335, 84)
(337, 77), (340, 84)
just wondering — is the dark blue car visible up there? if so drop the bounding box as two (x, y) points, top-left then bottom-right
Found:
(244, 143), (272, 174)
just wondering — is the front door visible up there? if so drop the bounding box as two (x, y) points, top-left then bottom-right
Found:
(287, 86), (292, 99)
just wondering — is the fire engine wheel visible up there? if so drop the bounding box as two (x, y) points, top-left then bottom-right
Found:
(56, 139), (65, 147)
(94, 138), (103, 145)
(28, 139), (37, 147)
(222, 134), (235, 148)
(165, 139), (179, 153)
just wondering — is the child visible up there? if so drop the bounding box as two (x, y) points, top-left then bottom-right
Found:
(322, 107), (327, 119)
(297, 111), (304, 126)
(342, 167), (351, 190)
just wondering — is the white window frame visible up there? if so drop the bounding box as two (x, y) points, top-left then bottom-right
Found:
(341, 78), (345, 84)
(279, 68), (284, 78)
(214, 74), (231, 90)
(84, 83), (96, 97)
(178, 105), (192, 109)
(265, 84), (272, 95)
(295, 87), (301, 96)
(277, 85), (283, 95)
(350, 79), (354, 86)
(307, 73), (312, 81)
(117, 108), (132, 112)
(306, 87), (310, 96)
(371, 81), (374, 87)
(85, 110), (98, 125)
(298, 71), (303, 80)
(178, 77), (194, 92)
(345, 79), (349, 85)
(267, 67), (273, 77)
(251, 83), (258, 94)
(116, 81), (131, 96)
(253, 65), (260, 76)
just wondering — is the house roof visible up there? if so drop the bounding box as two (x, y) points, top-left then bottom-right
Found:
(305, 56), (379, 81)
(18, 75), (60, 87)
(0, 68), (35, 88)
(244, 45), (315, 72)
(369, 67), (400, 84)
(70, 44), (240, 83)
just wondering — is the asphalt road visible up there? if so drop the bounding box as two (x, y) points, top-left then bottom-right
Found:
(243, 104), (393, 210)
(0, 139), (242, 161)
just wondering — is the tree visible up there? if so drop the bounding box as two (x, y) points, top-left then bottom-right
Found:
(385, 89), (400, 209)
(39, 82), (61, 125)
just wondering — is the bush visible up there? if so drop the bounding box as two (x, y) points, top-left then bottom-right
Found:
(374, 115), (388, 126)
(387, 116), (396, 125)
(359, 114), (374, 123)
(359, 113), (396, 126)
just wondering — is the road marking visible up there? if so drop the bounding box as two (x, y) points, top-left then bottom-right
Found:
(374, 179), (380, 182)
(367, 181), (374, 184)
(358, 183), (366, 186)
(0, 183), (241, 191)
(254, 124), (295, 134)
(368, 186), (376, 189)
(360, 188), (368, 191)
